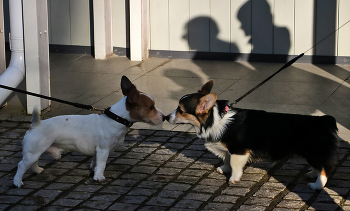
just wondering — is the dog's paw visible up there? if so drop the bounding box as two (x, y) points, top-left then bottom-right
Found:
(216, 165), (231, 174)
(308, 182), (323, 191)
(13, 180), (23, 188)
(33, 167), (44, 174)
(93, 175), (105, 182)
(228, 172), (243, 184)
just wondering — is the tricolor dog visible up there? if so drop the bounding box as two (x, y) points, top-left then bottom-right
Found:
(166, 80), (339, 190)
(14, 76), (164, 188)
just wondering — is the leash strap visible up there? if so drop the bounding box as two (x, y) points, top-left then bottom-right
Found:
(0, 84), (104, 111)
(230, 53), (304, 105)
(104, 107), (133, 127)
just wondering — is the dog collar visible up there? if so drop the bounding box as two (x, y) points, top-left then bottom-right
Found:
(104, 107), (133, 127)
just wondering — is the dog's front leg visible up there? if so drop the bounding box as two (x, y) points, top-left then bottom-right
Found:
(93, 148), (109, 182)
(228, 153), (250, 184)
(217, 151), (231, 174)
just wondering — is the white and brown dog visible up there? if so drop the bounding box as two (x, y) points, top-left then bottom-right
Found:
(166, 80), (339, 190)
(14, 76), (164, 188)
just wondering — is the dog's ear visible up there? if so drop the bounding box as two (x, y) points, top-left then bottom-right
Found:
(196, 93), (217, 115)
(198, 80), (214, 95)
(126, 86), (140, 105)
(121, 76), (135, 96)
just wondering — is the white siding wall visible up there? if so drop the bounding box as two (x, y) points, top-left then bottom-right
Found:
(44, 0), (350, 57)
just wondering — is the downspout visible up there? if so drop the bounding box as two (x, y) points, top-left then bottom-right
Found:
(0, 0), (25, 105)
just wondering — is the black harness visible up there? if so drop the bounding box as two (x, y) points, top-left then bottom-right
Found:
(104, 107), (133, 127)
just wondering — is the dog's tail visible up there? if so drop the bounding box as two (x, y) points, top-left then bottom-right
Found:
(31, 107), (41, 128)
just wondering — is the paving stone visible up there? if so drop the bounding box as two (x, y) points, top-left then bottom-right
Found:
(7, 205), (41, 211)
(164, 183), (191, 191)
(139, 205), (169, 211)
(52, 198), (83, 207)
(283, 192), (314, 201)
(146, 197), (176, 206)
(114, 158), (140, 165)
(120, 195), (148, 204)
(165, 161), (190, 168)
(130, 166), (157, 174)
(147, 154), (173, 161)
(203, 202), (233, 210)
(199, 178), (226, 186)
(82, 200), (113, 210)
(222, 187), (250, 196)
(240, 173), (264, 181)
(307, 202), (339, 211)
(244, 197), (273, 206)
(260, 182), (287, 191)
(174, 199), (203, 209)
(175, 175), (200, 184)
(128, 188), (158, 196)
(253, 189), (281, 198)
(213, 195), (239, 203)
(0, 195), (23, 204)
(108, 203), (139, 211)
(181, 169), (207, 177)
(276, 200), (305, 209)
(183, 193), (211, 201)
(138, 181), (164, 189)
(156, 167), (182, 175)
(112, 179), (139, 187)
(192, 185), (220, 193)
(65, 192), (92, 200)
(100, 186), (131, 195)
(157, 190), (183, 198)
(237, 205), (266, 211)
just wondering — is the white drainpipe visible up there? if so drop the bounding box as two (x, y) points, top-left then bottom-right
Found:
(0, 0), (25, 106)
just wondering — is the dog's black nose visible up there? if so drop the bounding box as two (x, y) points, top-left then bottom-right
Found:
(164, 115), (170, 122)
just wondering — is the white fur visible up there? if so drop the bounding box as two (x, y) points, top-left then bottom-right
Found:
(199, 105), (235, 140)
(308, 173), (328, 190)
(14, 96), (163, 188)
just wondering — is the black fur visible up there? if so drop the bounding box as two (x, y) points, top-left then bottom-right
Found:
(211, 100), (339, 176)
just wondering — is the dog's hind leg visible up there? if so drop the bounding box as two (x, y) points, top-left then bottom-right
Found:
(306, 167), (319, 179)
(229, 152), (250, 184)
(217, 151), (231, 174)
(308, 168), (327, 190)
(205, 142), (231, 174)
(14, 153), (42, 188)
(31, 161), (44, 174)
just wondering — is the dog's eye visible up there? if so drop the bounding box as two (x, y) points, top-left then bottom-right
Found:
(177, 106), (183, 114)
(149, 105), (154, 110)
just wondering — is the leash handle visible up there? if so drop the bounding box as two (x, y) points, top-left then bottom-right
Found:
(231, 53), (304, 105)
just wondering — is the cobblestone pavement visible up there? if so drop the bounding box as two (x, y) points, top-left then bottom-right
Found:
(0, 121), (349, 211)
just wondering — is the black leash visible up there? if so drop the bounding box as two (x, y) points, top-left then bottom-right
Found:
(0, 83), (103, 111)
(230, 53), (304, 106)
(0, 84), (133, 127)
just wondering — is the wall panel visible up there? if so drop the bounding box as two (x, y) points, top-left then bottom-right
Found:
(50, 0), (70, 45)
(231, 0), (251, 54)
(112, 0), (128, 48)
(274, 0), (294, 55)
(70, 0), (90, 46)
(338, 0), (350, 56)
(150, 0), (169, 50)
(189, 0), (210, 52)
(210, 0), (231, 52)
(315, 0), (337, 56)
(294, 0), (314, 55)
(169, 0), (189, 51)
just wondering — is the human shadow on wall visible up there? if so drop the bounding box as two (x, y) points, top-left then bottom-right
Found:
(162, 0), (350, 209)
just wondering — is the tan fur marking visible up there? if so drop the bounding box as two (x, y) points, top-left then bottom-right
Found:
(221, 143), (228, 149)
(320, 169), (327, 176)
